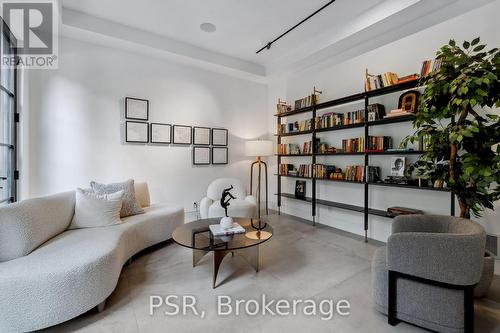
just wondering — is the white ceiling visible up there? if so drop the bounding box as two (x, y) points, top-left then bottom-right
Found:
(60, 0), (494, 79)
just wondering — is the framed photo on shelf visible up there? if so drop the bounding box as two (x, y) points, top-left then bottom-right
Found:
(295, 180), (306, 199)
(193, 127), (211, 145)
(212, 128), (228, 146)
(192, 147), (211, 165)
(172, 125), (192, 145)
(126, 121), (149, 143)
(212, 147), (228, 165)
(150, 123), (171, 144)
(125, 97), (149, 121)
(391, 156), (406, 177)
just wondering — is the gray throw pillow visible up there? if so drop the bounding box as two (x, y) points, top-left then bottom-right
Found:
(90, 179), (144, 217)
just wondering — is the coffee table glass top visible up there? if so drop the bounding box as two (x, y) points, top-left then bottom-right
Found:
(172, 218), (273, 251)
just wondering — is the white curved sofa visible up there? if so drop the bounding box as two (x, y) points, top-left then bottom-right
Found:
(0, 183), (184, 332)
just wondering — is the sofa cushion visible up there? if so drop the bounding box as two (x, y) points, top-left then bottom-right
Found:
(134, 182), (151, 208)
(0, 192), (75, 262)
(69, 189), (124, 230)
(91, 179), (144, 217)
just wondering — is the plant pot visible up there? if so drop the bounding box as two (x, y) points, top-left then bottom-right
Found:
(474, 250), (495, 298)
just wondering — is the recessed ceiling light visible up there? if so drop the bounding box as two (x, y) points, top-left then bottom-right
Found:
(200, 22), (216, 33)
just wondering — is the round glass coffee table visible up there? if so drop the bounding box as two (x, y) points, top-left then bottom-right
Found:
(172, 218), (273, 288)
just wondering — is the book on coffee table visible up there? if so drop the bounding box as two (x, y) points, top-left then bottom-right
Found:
(209, 223), (246, 236)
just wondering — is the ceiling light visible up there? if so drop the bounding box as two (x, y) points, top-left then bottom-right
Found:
(200, 23), (216, 33)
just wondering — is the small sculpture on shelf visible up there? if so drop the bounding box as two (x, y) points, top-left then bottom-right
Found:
(220, 186), (235, 230)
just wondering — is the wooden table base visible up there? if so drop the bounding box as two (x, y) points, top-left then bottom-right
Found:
(193, 246), (260, 288)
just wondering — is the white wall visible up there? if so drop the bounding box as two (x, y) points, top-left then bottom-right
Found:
(268, 1), (500, 241)
(27, 37), (267, 215)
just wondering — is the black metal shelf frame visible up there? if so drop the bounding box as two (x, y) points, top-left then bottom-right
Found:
(276, 81), (455, 242)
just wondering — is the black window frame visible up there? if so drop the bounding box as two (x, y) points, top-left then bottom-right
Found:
(0, 18), (18, 204)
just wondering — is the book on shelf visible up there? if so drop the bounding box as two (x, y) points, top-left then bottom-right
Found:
(398, 73), (419, 84)
(316, 109), (364, 129)
(420, 58), (443, 78)
(278, 119), (313, 135)
(342, 137), (365, 153)
(276, 99), (292, 114)
(386, 207), (423, 217)
(278, 143), (301, 155)
(344, 165), (365, 182)
(279, 164), (295, 176)
(209, 223), (245, 236)
(384, 108), (415, 118)
(294, 93), (320, 110)
(366, 136), (393, 152)
(365, 69), (400, 91)
(297, 164), (312, 178)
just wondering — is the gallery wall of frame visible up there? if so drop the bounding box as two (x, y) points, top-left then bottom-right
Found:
(123, 97), (229, 166)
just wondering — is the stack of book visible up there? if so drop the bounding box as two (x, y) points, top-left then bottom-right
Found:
(276, 100), (292, 114)
(279, 164), (295, 176)
(342, 137), (365, 153)
(316, 110), (365, 129)
(209, 223), (245, 237)
(302, 141), (313, 154)
(313, 164), (338, 180)
(398, 73), (419, 84)
(277, 144), (301, 155)
(384, 108), (414, 118)
(387, 206), (423, 217)
(294, 94), (320, 109)
(344, 165), (365, 182)
(365, 71), (399, 91)
(366, 136), (393, 152)
(297, 164), (312, 178)
(278, 119), (313, 134)
(420, 58), (443, 77)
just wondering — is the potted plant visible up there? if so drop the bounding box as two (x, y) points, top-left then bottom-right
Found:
(402, 38), (500, 297)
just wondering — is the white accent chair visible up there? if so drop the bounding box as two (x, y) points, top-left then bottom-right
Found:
(200, 178), (257, 219)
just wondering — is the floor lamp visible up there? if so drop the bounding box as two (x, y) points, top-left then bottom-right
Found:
(245, 140), (273, 240)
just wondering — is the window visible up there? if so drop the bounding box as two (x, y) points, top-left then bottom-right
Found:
(0, 20), (17, 205)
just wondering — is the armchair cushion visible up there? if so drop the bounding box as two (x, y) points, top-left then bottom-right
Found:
(208, 199), (257, 219)
(387, 215), (486, 286)
(206, 178), (246, 201)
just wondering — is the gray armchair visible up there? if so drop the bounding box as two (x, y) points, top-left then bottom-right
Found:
(372, 215), (486, 333)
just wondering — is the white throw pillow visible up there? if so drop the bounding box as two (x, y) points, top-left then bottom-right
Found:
(69, 188), (124, 229)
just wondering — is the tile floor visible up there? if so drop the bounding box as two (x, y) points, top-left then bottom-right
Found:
(40, 213), (500, 333)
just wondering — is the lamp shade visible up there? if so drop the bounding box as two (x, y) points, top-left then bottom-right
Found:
(245, 140), (273, 157)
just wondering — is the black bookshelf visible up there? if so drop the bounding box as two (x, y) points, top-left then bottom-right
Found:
(275, 80), (455, 242)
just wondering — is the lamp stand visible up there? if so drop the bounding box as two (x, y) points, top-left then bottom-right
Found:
(246, 156), (272, 240)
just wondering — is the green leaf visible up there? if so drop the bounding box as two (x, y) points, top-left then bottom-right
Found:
(463, 41), (470, 49)
(473, 45), (486, 52)
(449, 39), (456, 46)
(471, 37), (480, 46)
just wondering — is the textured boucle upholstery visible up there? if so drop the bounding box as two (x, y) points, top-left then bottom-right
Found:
(372, 215), (486, 333)
(0, 189), (184, 333)
(387, 215), (485, 285)
(0, 191), (75, 262)
(200, 178), (257, 219)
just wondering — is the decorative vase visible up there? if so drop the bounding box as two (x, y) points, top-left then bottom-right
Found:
(220, 216), (234, 230)
(474, 250), (495, 298)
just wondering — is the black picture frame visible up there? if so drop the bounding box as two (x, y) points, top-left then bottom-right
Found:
(193, 126), (211, 145)
(211, 147), (228, 165)
(172, 125), (192, 145)
(125, 97), (149, 121)
(295, 180), (306, 199)
(125, 121), (149, 143)
(193, 146), (211, 165)
(211, 128), (228, 146)
(150, 123), (172, 144)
